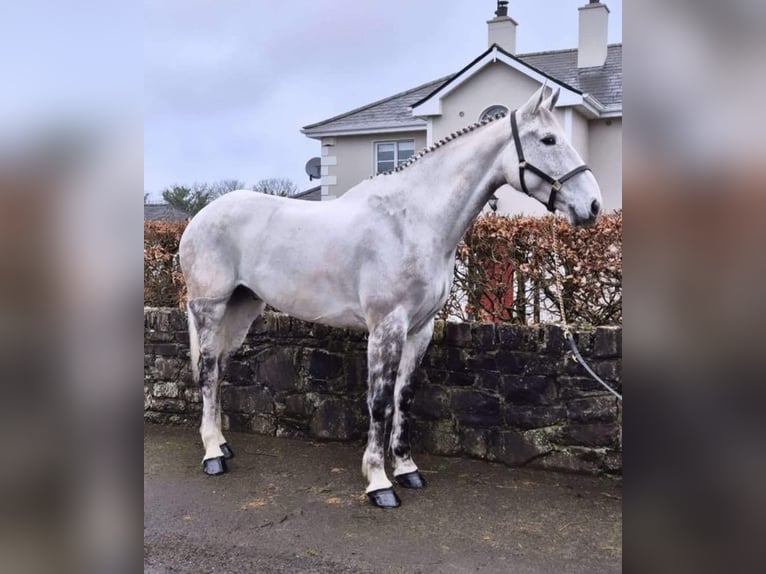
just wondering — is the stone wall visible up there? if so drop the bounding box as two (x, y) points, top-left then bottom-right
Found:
(144, 308), (622, 474)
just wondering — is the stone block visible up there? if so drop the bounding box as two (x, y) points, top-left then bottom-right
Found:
(445, 321), (471, 346)
(184, 388), (201, 404)
(447, 371), (477, 387)
(221, 384), (274, 414)
(504, 405), (566, 429)
(432, 320), (445, 342)
(414, 420), (460, 455)
(593, 326), (621, 358)
(572, 330), (594, 356)
(146, 343), (178, 357)
(445, 347), (468, 371)
(251, 414), (276, 435)
(227, 412), (252, 433)
(566, 396), (619, 423)
(593, 359), (622, 384)
(459, 427), (491, 458)
(307, 349), (344, 380)
(224, 360), (253, 386)
(488, 428), (553, 466)
(471, 323), (496, 349)
(255, 348), (300, 392)
(310, 398), (357, 440)
(557, 422), (619, 448)
(413, 386), (449, 421)
(556, 375), (608, 399)
(496, 324), (525, 350)
(284, 393), (319, 418)
(147, 398), (186, 414)
(499, 375), (557, 405)
(153, 357), (181, 380)
(152, 381), (180, 399)
(450, 389), (501, 428)
(528, 449), (604, 474)
(494, 350), (526, 374)
(522, 355), (560, 376)
(466, 351), (498, 372)
(539, 324), (566, 355)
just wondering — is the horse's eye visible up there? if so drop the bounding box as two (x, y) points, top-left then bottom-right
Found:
(541, 135), (556, 146)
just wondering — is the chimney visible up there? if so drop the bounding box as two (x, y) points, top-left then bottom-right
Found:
(487, 0), (517, 54)
(578, 1), (609, 68)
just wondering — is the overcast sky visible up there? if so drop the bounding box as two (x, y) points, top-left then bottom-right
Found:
(144, 0), (622, 198)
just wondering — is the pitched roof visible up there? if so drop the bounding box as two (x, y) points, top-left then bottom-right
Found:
(301, 75), (454, 137)
(144, 203), (189, 222)
(519, 44), (622, 111)
(293, 185), (322, 201)
(302, 44), (621, 135)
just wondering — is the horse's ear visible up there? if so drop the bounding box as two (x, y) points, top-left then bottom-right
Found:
(521, 85), (547, 116)
(544, 88), (560, 110)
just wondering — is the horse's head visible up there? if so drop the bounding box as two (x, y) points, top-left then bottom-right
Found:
(502, 86), (603, 225)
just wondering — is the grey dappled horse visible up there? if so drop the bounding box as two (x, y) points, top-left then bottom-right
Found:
(179, 86), (602, 508)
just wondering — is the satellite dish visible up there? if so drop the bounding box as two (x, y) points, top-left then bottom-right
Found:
(305, 157), (321, 180)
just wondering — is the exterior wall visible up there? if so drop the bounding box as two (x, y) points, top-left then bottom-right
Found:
(571, 109), (590, 162)
(588, 117), (622, 211)
(321, 131), (427, 198)
(145, 308), (622, 475)
(432, 61), (542, 141)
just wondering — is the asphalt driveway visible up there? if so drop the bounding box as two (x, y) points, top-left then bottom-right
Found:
(144, 424), (621, 573)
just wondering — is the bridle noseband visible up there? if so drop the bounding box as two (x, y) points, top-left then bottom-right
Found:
(510, 109), (591, 213)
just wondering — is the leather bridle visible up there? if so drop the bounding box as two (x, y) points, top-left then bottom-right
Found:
(510, 109), (591, 213)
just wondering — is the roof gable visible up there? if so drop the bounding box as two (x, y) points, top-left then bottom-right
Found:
(411, 43), (583, 115)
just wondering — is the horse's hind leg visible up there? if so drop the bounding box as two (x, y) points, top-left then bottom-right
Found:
(214, 288), (265, 460)
(188, 288), (264, 475)
(363, 309), (407, 508)
(188, 297), (229, 474)
(390, 322), (434, 489)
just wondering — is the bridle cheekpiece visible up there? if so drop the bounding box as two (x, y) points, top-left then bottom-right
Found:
(510, 109), (591, 213)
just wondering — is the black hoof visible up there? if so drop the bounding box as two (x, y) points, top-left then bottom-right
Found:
(367, 488), (401, 508)
(202, 456), (227, 476)
(395, 471), (427, 489)
(220, 443), (235, 459)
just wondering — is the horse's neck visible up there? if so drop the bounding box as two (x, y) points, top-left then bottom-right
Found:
(403, 119), (510, 250)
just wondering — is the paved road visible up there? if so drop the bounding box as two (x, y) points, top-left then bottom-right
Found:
(145, 424), (621, 573)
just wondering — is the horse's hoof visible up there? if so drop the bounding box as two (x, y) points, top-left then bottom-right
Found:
(395, 471), (427, 489)
(220, 443), (235, 459)
(202, 456), (227, 476)
(366, 488), (401, 508)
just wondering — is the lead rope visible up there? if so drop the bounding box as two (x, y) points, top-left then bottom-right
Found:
(550, 216), (622, 401)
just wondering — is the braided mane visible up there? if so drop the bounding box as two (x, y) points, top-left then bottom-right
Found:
(372, 111), (509, 178)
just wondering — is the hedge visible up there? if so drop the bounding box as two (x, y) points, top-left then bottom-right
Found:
(144, 211), (621, 326)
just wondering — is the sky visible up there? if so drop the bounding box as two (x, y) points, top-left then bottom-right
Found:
(144, 0), (622, 199)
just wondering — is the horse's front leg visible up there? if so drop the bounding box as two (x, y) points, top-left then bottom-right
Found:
(390, 321), (434, 489)
(363, 309), (407, 508)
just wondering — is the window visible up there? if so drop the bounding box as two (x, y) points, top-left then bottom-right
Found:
(479, 105), (509, 122)
(375, 140), (415, 173)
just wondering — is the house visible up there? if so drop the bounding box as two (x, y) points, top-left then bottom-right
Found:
(143, 203), (189, 222)
(301, 1), (621, 216)
(292, 185), (322, 201)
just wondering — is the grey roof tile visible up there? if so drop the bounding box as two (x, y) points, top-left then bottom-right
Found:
(293, 185), (322, 201)
(302, 75), (454, 135)
(302, 44), (621, 134)
(144, 203), (190, 222)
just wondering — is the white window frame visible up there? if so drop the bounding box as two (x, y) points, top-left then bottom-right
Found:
(479, 104), (509, 122)
(373, 139), (415, 174)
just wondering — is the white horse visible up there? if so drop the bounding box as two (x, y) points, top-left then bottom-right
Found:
(179, 86), (602, 508)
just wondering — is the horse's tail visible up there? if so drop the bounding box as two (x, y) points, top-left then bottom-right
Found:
(187, 304), (200, 384)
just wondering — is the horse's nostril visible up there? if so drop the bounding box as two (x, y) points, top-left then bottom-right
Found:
(590, 199), (601, 216)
